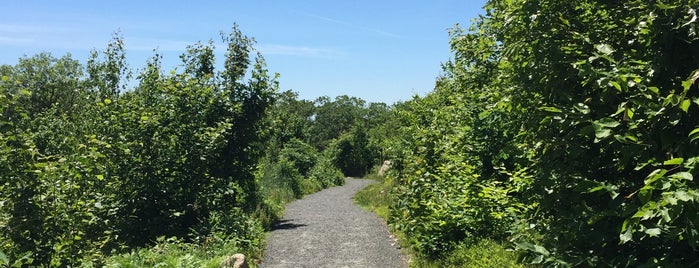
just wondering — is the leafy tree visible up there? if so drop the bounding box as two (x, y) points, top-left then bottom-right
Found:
(3, 53), (86, 117)
(333, 122), (375, 177)
(85, 32), (130, 99)
(310, 95), (366, 149)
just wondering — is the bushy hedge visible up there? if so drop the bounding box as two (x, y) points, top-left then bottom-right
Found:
(386, 0), (699, 266)
(0, 26), (275, 266)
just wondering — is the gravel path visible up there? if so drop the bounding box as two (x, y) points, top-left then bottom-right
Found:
(260, 178), (407, 268)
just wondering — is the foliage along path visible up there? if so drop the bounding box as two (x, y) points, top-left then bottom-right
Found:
(260, 178), (407, 268)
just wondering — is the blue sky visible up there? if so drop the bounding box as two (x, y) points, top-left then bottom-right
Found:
(0, 1), (487, 104)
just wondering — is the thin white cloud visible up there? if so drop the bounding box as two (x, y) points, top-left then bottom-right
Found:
(257, 44), (343, 58)
(127, 38), (197, 52)
(0, 23), (78, 46)
(126, 37), (344, 59)
(295, 11), (401, 39)
(0, 23), (75, 34)
(0, 36), (34, 45)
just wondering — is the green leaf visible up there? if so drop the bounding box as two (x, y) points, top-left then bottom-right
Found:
(610, 81), (622, 91)
(620, 227), (633, 243)
(0, 250), (8, 265)
(670, 172), (693, 181)
(632, 207), (655, 219)
(0, 76), (8, 82)
(689, 128), (699, 142)
(593, 118), (619, 140)
(595, 44), (614, 55)
(595, 128), (612, 139)
(532, 255), (544, 264)
(595, 118), (621, 128)
(643, 169), (667, 185)
(683, 80), (693, 91)
(96, 174), (104, 180)
(648, 86), (660, 94)
(588, 185), (607, 193)
(675, 191), (692, 201)
(680, 99), (691, 112)
(515, 242), (549, 256)
(645, 228), (661, 237)
(539, 106), (562, 113)
(663, 158), (684, 166)
(515, 241), (536, 251)
(588, 183), (619, 198)
(655, 2), (678, 9)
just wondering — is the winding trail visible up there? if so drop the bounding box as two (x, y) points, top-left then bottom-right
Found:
(260, 178), (407, 268)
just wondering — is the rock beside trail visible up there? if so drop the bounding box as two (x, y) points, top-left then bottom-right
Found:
(221, 253), (248, 268)
(377, 160), (392, 177)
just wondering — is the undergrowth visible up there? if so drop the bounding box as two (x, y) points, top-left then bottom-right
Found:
(353, 173), (391, 220)
(353, 170), (525, 268)
(81, 235), (254, 268)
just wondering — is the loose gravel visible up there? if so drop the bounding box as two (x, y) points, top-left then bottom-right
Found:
(260, 178), (408, 268)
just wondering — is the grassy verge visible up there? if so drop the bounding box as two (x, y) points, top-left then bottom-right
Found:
(353, 173), (391, 220)
(353, 172), (525, 268)
(81, 234), (257, 268)
(410, 240), (525, 268)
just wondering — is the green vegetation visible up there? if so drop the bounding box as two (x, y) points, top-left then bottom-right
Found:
(355, 173), (523, 267)
(3, 0), (699, 267)
(374, 0), (699, 267)
(86, 236), (245, 268)
(410, 240), (524, 268)
(353, 173), (391, 220)
(0, 25), (386, 266)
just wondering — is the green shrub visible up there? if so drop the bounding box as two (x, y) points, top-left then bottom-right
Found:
(0, 26), (276, 266)
(309, 152), (345, 187)
(279, 139), (318, 177)
(412, 240), (523, 268)
(88, 234), (249, 268)
(383, 0), (699, 266)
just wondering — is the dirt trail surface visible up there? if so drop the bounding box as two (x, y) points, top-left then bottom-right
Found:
(260, 178), (407, 268)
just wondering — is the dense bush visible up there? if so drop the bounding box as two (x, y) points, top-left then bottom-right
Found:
(0, 25), (276, 266)
(384, 0), (699, 266)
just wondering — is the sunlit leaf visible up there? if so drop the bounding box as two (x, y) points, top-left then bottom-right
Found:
(663, 158), (684, 165)
(539, 106), (562, 113)
(689, 128), (699, 142)
(675, 191), (692, 201)
(648, 86), (660, 94)
(595, 118), (621, 128)
(680, 99), (691, 112)
(645, 228), (661, 237)
(620, 227), (633, 243)
(0, 251), (7, 265)
(670, 172), (693, 181)
(595, 44), (614, 55)
(610, 81), (622, 91)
